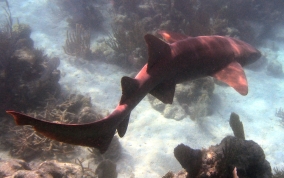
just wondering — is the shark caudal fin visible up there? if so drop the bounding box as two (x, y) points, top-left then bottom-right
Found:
(6, 111), (116, 153)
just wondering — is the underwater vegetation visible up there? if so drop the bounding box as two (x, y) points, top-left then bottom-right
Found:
(105, 21), (147, 68)
(63, 24), (93, 60)
(0, 1), (60, 114)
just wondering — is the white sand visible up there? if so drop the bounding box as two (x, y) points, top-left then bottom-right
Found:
(3, 0), (284, 177)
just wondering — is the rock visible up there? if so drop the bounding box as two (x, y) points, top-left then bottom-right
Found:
(163, 100), (186, 121)
(162, 170), (187, 178)
(149, 96), (166, 112)
(0, 159), (31, 177)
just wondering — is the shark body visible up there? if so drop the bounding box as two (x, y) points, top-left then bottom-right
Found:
(7, 31), (261, 153)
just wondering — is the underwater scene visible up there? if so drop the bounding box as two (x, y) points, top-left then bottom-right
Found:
(1, 0), (284, 177)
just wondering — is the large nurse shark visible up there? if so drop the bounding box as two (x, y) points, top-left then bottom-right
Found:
(6, 31), (261, 153)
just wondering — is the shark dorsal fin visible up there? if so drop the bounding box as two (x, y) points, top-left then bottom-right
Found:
(149, 80), (176, 104)
(120, 76), (139, 104)
(144, 34), (171, 70)
(212, 61), (248, 95)
(158, 30), (189, 43)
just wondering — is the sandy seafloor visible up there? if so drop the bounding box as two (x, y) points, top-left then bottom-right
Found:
(2, 0), (284, 177)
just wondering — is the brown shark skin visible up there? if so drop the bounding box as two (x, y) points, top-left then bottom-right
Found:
(6, 32), (261, 153)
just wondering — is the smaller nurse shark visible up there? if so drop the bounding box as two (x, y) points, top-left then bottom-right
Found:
(6, 31), (261, 153)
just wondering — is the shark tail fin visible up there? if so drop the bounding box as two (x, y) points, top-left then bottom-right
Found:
(144, 34), (172, 70)
(6, 111), (117, 154)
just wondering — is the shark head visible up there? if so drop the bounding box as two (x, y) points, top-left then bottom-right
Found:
(232, 38), (261, 66)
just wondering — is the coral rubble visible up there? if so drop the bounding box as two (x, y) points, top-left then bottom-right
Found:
(1, 94), (104, 161)
(0, 158), (118, 178)
(0, 159), (82, 177)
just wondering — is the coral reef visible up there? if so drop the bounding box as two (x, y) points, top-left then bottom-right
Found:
(102, 0), (284, 69)
(0, 3), (61, 115)
(174, 137), (272, 178)
(148, 77), (214, 120)
(229, 112), (245, 140)
(169, 113), (272, 177)
(174, 144), (202, 177)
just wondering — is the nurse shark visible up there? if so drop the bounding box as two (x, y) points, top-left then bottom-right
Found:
(6, 31), (261, 153)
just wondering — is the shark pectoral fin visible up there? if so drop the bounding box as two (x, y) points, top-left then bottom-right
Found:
(149, 80), (176, 104)
(6, 111), (116, 154)
(120, 76), (139, 104)
(117, 114), (130, 137)
(144, 34), (171, 70)
(158, 30), (189, 43)
(212, 61), (248, 95)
